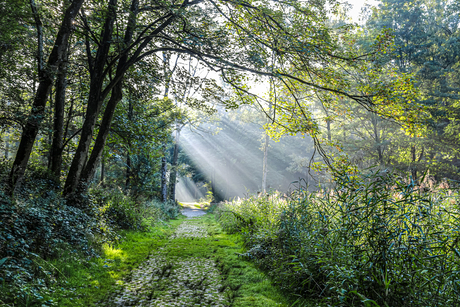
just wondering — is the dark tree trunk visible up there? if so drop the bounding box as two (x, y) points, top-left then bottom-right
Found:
(411, 145), (417, 181)
(100, 152), (105, 185)
(64, 0), (181, 197)
(371, 114), (383, 165)
(63, 0), (118, 196)
(75, 0), (139, 194)
(8, 0), (84, 194)
(77, 83), (123, 192)
(160, 150), (168, 202)
(168, 129), (180, 201)
(49, 46), (69, 178)
(160, 52), (171, 202)
(125, 98), (133, 189)
(4, 129), (9, 159)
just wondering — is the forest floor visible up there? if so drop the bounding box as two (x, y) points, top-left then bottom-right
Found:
(85, 206), (293, 307)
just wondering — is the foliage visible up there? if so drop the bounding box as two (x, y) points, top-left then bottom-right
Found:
(217, 171), (460, 306)
(145, 199), (182, 222)
(0, 164), (181, 306)
(0, 169), (101, 306)
(355, 0), (460, 180)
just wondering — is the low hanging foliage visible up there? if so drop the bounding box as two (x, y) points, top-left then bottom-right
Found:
(217, 170), (460, 306)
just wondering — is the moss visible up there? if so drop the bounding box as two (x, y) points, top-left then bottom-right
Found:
(42, 213), (299, 307)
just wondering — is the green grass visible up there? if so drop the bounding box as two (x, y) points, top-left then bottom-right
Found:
(32, 214), (297, 307)
(36, 220), (179, 306)
(216, 172), (460, 306)
(167, 215), (293, 307)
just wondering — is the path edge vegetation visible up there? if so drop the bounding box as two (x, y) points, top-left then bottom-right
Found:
(0, 182), (302, 307)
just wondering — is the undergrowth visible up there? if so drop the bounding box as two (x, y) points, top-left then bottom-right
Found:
(0, 163), (180, 307)
(217, 170), (460, 306)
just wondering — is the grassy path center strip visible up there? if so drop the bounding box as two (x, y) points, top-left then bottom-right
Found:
(99, 214), (292, 307)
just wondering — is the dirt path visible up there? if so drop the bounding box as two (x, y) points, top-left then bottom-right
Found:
(102, 207), (290, 307)
(105, 212), (233, 306)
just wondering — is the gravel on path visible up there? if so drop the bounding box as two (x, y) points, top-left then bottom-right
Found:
(105, 218), (231, 307)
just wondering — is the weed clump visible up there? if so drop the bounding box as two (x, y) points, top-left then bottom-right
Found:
(217, 171), (460, 306)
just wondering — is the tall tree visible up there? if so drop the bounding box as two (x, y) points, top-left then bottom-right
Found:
(8, 0), (85, 194)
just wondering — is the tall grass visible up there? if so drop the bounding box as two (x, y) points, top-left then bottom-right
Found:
(217, 171), (460, 306)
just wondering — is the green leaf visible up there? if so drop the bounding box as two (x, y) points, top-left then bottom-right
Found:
(0, 257), (10, 267)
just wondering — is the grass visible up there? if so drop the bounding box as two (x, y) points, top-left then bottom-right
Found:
(216, 171), (460, 306)
(18, 213), (296, 306)
(29, 220), (179, 306)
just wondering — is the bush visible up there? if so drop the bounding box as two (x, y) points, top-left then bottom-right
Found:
(145, 199), (181, 222)
(92, 188), (181, 230)
(0, 182), (101, 306)
(217, 171), (460, 306)
(0, 165), (181, 306)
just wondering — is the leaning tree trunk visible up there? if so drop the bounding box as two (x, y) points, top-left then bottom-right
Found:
(65, 0), (178, 196)
(77, 79), (124, 193)
(74, 0), (139, 194)
(100, 151), (105, 185)
(8, 0), (85, 194)
(63, 0), (118, 196)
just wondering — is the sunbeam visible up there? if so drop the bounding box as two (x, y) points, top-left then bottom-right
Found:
(176, 109), (316, 201)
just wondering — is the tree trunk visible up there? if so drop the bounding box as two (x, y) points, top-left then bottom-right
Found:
(4, 129), (9, 159)
(371, 114), (383, 165)
(411, 145), (417, 181)
(168, 128), (180, 201)
(125, 98), (133, 190)
(63, 0), (119, 196)
(326, 119), (331, 142)
(73, 0), (139, 195)
(77, 81), (123, 192)
(160, 144), (168, 202)
(65, 0), (180, 197)
(8, 0), (84, 194)
(161, 51), (172, 202)
(262, 99), (273, 193)
(49, 46), (69, 178)
(100, 152), (105, 185)
(261, 131), (269, 193)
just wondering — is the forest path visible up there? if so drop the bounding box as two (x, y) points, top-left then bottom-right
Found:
(103, 211), (290, 307)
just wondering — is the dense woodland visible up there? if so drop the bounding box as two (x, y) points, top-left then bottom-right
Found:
(0, 0), (459, 305)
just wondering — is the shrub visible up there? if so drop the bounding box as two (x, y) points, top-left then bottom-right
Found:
(92, 188), (181, 230)
(0, 180), (101, 306)
(217, 171), (460, 306)
(0, 165), (181, 306)
(145, 199), (181, 222)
